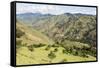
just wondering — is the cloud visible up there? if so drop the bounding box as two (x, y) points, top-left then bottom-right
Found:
(16, 3), (56, 14)
(16, 3), (96, 15)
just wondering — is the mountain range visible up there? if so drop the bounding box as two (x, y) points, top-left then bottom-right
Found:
(17, 12), (96, 47)
(16, 12), (97, 65)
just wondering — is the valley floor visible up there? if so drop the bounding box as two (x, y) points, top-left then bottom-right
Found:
(16, 45), (96, 65)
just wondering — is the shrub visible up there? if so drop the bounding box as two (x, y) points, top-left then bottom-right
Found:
(62, 49), (68, 54)
(88, 48), (96, 57)
(72, 50), (78, 56)
(16, 40), (28, 49)
(22, 43), (27, 47)
(27, 45), (34, 52)
(16, 40), (22, 49)
(16, 40), (24, 53)
(16, 40), (22, 45)
(45, 45), (51, 51)
(16, 29), (25, 38)
(51, 44), (59, 47)
(55, 41), (60, 45)
(74, 51), (78, 56)
(33, 43), (46, 48)
(53, 48), (58, 52)
(48, 51), (56, 59)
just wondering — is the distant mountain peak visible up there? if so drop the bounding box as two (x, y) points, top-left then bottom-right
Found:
(17, 12), (54, 16)
(64, 13), (72, 15)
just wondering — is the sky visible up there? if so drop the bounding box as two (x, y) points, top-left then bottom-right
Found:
(16, 3), (96, 15)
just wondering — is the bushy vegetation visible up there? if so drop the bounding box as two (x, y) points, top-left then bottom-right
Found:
(16, 29), (25, 38)
(51, 44), (59, 47)
(62, 49), (69, 54)
(48, 51), (56, 59)
(27, 45), (34, 52)
(62, 44), (96, 57)
(27, 43), (46, 51)
(16, 40), (27, 53)
(32, 43), (46, 48)
(16, 40), (23, 49)
(45, 45), (51, 51)
(53, 48), (58, 52)
(16, 40), (27, 49)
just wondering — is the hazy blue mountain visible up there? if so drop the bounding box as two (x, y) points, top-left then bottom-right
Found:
(17, 13), (54, 25)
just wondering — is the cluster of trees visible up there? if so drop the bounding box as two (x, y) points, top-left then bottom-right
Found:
(53, 37), (96, 58)
(62, 45), (96, 57)
(29, 42), (96, 58)
(30, 43), (46, 48)
(16, 39), (96, 58)
(27, 43), (46, 52)
(45, 43), (59, 51)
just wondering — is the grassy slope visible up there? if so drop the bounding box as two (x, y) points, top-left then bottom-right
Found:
(16, 22), (54, 45)
(16, 14), (96, 65)
(17, 43), (96, 65)
(17, 41), (96, 65)
(16, 22), (96, 65)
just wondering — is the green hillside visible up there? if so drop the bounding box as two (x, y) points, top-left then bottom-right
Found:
(16, 20), (96, 65)
(16, 22), (54, 45)
(31, 14), (96, 47)
(17, 44), (96, 65)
